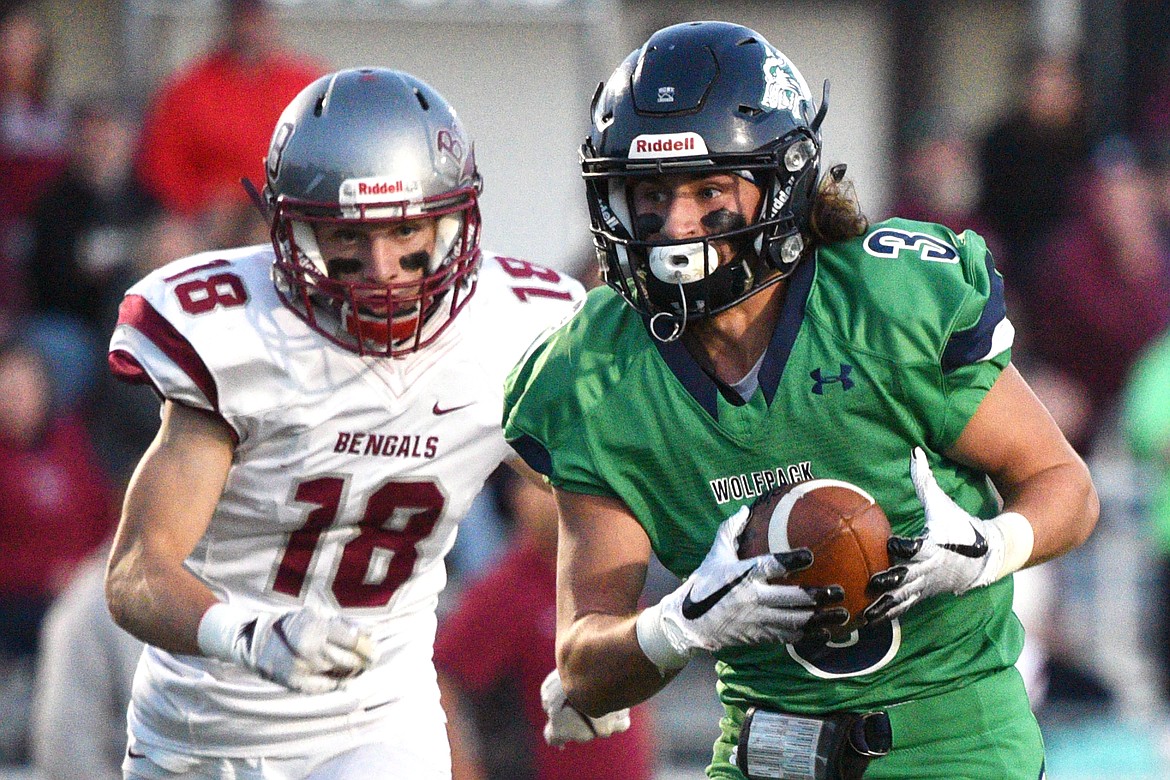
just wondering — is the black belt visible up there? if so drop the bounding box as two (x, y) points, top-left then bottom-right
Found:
(848, 710), (892, 757)
(736, 707), (891, 780)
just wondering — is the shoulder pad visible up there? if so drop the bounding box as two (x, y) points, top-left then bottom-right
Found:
(813, 219), (1010, 367)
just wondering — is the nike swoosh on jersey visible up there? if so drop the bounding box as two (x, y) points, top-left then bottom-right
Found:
(940, 524), (988, 558)
(681, 568), (754, 620)
(432, 401), (474, 416)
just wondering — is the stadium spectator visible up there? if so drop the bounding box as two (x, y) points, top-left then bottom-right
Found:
(1136, 33), (1170, 146)
(891, 112), (991, 235)
(18, 94), (161, 418)
(504, 22), (1097, 779)
(31, 544), (144, 780)
(86, 211), (201, 487)
(436, 470), (657, 780)
(891, 111), (1009, 312)
(0, 337), (117, 763)
(977, 47), (1092, 302)
(134, 0), (323, 249)
(104, 67), (583, 779)
(0, 3), (67, 325)
(28, 94), (160, 332)
(0, 3), (67, 228)
(1028, 136), (1170, 454)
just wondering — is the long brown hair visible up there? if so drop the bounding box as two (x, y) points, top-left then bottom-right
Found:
(809, 165), (868, 247)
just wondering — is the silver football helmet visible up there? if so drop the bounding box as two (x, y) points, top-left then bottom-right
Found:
(265, 68), (482, 356)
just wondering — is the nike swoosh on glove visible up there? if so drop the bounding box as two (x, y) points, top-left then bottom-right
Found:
(198, 603), (376, 694)
(636, 506), (847, 673)
(864, 447), (1008, 623)
(540, 668), (630, 747)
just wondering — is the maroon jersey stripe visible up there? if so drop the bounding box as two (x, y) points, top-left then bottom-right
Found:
(114, 294), (221, 412)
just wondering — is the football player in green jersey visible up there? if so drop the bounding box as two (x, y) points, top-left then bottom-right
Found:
(503, 20), (1099, 780)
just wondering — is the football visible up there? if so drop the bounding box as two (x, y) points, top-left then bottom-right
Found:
(737, 478), (891, 633)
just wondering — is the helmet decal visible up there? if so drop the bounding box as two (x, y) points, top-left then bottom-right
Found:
(339, 177), (422, 200)
(436, 128), (465, 163)
(771, 186), (790, 214)
(267, 122), (294, 181)
(762, 53), (812, 117)
(628, 132), (708, 159)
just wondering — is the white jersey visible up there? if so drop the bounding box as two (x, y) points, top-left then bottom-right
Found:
(108, 245), (583, 757)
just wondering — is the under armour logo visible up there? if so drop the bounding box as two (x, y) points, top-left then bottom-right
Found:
(810, 364), (854, 395)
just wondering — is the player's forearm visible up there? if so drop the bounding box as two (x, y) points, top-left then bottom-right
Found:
(557, 611), (676, 717)
(105, 544), (216, 656)
(1000, 456), (1099, 567)
(106, 400), (233, 655)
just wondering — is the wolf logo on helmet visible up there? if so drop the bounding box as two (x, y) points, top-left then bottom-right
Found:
(762, 53), (812, 116)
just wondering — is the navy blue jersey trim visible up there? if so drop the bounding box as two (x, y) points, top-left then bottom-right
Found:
(759, 252), (816, 405)
(650, 255), (816, 418)
(653, 330), (722, 417)
(509, 434), (553, 476)
(941, 251), (1006, 372)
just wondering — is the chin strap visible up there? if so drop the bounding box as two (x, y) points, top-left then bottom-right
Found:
(648, 277), (687, 342)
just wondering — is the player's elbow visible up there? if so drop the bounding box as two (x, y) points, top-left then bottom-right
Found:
(1044, 454), (1100, 554)
(558, 648), (636, 717)
(104, 548), (140, 633)
(1070, 465), (1100, 550)
(104, 570), (130, 632)
(559, 668), (610, 718)
(556, 643), (608, 717)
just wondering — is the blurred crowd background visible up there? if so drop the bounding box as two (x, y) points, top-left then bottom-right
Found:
(3, 0), (1170, 778)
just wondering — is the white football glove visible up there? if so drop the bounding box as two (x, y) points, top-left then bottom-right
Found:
(540, 668), (631, 747)
(635, 506), (847, 673)
(197, 603), (375, 694)
(865, 447), (1034, 623)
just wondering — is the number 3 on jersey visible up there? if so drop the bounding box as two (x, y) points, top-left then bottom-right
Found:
(273, 476), (446, 608)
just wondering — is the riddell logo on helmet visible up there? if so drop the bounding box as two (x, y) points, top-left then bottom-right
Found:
(340, 177), (421, 203)
(357, 180), (413, 195)
(628, 132), (708, 159)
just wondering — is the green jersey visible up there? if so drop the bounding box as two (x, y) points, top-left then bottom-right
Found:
(503, 218), (1020, 714)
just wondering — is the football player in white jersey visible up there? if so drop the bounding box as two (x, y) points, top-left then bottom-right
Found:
(104, 68), (586, 779)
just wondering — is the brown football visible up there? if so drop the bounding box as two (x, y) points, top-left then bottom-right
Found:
(737, 479), (891, 633)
